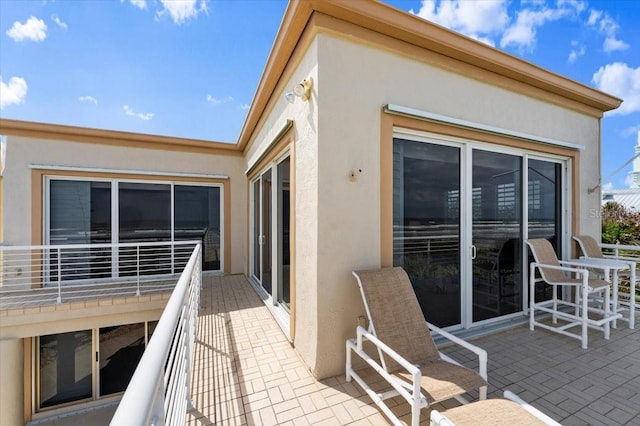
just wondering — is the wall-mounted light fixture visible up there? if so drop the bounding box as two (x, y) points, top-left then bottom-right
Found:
(284, 77), (313, 103)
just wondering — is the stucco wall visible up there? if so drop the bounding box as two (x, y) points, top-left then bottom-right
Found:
(0, 339), (23, 426)
(243, 39), (321, 374)
(3, 136), (246, 274)
(308, 32), (601, 378)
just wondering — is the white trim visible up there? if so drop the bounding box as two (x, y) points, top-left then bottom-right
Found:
(29, 164), (228, 180)
(385, 104), (585, 151)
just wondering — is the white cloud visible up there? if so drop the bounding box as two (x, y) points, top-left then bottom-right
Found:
(0, 76), (28, 109)
(587, 9), (602, 26)
(568, 43), (586, 64)
(622, 126), (640, 138)
(158, 0), (208, 25)
(6, 16), (47, 42)
(587, 9), (629, 53)
(51, 14), (67, 30)
(123, 105), (154, 120)
(500, 7), (570, 52)
(240, 104), (250, 110)
(602, 181), (614, 191)
(411, 0), (509, 44)
(79, 95), (98, 105)
(603, 36), (629, 53)
(206, 95), (233, 105)
(120, 0), (147, 9)
(592, 63), (640, 116)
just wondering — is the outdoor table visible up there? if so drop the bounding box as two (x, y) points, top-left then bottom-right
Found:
(567, 257), (635, 329)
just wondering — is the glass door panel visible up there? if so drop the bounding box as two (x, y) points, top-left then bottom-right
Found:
(277, 158), (291, 309)
(118, 182), (171, 276)
(174, 185), (221, 271)
(393, 138), (461, 328)
(261, 171), (273, 295)
(99, 323), (145, 396)
(39, 330), (93, 408)
(471, 150), (523, 322)
(252, 180), (261, 281)
(528, 159), (562, 302)
(49, 180), (112, 282)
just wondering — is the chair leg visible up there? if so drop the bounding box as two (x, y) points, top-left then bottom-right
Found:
(411, 397), (421, 426)
(581, 286), (588, 349)
(345, 339), (352, 382)
(603, 288), (611, 340)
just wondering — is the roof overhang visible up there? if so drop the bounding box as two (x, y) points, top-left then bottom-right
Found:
(237, 0), (622, 152)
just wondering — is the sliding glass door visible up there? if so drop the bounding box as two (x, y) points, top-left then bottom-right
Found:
(47, 178), (223, 281)
(393, 133), (566, 329)
(251, 154), (291, 313)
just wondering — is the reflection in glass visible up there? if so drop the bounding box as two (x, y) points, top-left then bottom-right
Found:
(261, 170), (273, 294)
(99, 323), (145, 396)
(393, 138), (461, 327)
(39, 330), (92, 408)
(174, 186), (221, 271)
(528, 160), (562, 302)
(49, 180), (112, 281)
(277, 158), (291, 309)
(119, 183), (171, 276)
(472, 150), (522, 322)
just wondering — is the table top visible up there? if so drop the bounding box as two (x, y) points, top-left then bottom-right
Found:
(567, 257), (633, 269)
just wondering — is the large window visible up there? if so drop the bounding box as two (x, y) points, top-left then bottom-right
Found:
(47, 178), (222, 272)
(37, 322), (156, 411)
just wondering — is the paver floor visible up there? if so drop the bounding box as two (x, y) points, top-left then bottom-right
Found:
(187, 275), (640, 425)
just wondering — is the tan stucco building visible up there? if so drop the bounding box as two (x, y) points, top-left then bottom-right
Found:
(0, 1), (621, 424)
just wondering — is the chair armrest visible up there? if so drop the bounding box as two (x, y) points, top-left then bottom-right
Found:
(533, 262), (589, 277)
(355, 326), (420, 377)
(428, 322), (487, 381)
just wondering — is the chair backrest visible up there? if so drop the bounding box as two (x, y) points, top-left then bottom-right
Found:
(525, 239), (568, 284)
(353, 267), (440, 371)
(573, 235), (604, 258)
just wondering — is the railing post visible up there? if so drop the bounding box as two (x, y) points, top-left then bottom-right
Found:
(56, 247), (62, 303)
(136, 245), (141, 296)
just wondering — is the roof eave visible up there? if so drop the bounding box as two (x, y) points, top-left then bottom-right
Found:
(237, 0), (622, 151)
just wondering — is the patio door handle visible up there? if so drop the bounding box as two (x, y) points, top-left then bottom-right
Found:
(471, 245), (477, 260)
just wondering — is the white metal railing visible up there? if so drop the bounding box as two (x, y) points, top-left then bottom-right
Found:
(0, 240), (200, 308)
(111, 243), (202, 426)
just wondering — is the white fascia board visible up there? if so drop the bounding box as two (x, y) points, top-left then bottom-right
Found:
(385, 104), (585, 151)
(28, 164), (229, 180)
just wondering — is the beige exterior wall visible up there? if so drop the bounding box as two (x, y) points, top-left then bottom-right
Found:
(3, 135), (246, 274)
(244, 39), (321, 373)
(0, 339), (23, 426)
(301, 32), (601, 378)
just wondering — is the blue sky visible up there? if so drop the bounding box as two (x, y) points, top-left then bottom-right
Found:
(0, 0), (638, 189)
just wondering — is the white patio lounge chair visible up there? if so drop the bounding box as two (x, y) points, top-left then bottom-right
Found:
(430, 390), (561, 425)
(573, 234), (636, 329)
(526, 238), (622, 349)
(346, 267), (488, 426)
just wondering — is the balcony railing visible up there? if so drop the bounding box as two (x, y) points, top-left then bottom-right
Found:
(111, 243), (202, 426)
(0, 240), (200, 308)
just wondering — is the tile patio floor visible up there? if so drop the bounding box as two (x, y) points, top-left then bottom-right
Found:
(187, 275), (640, 425)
